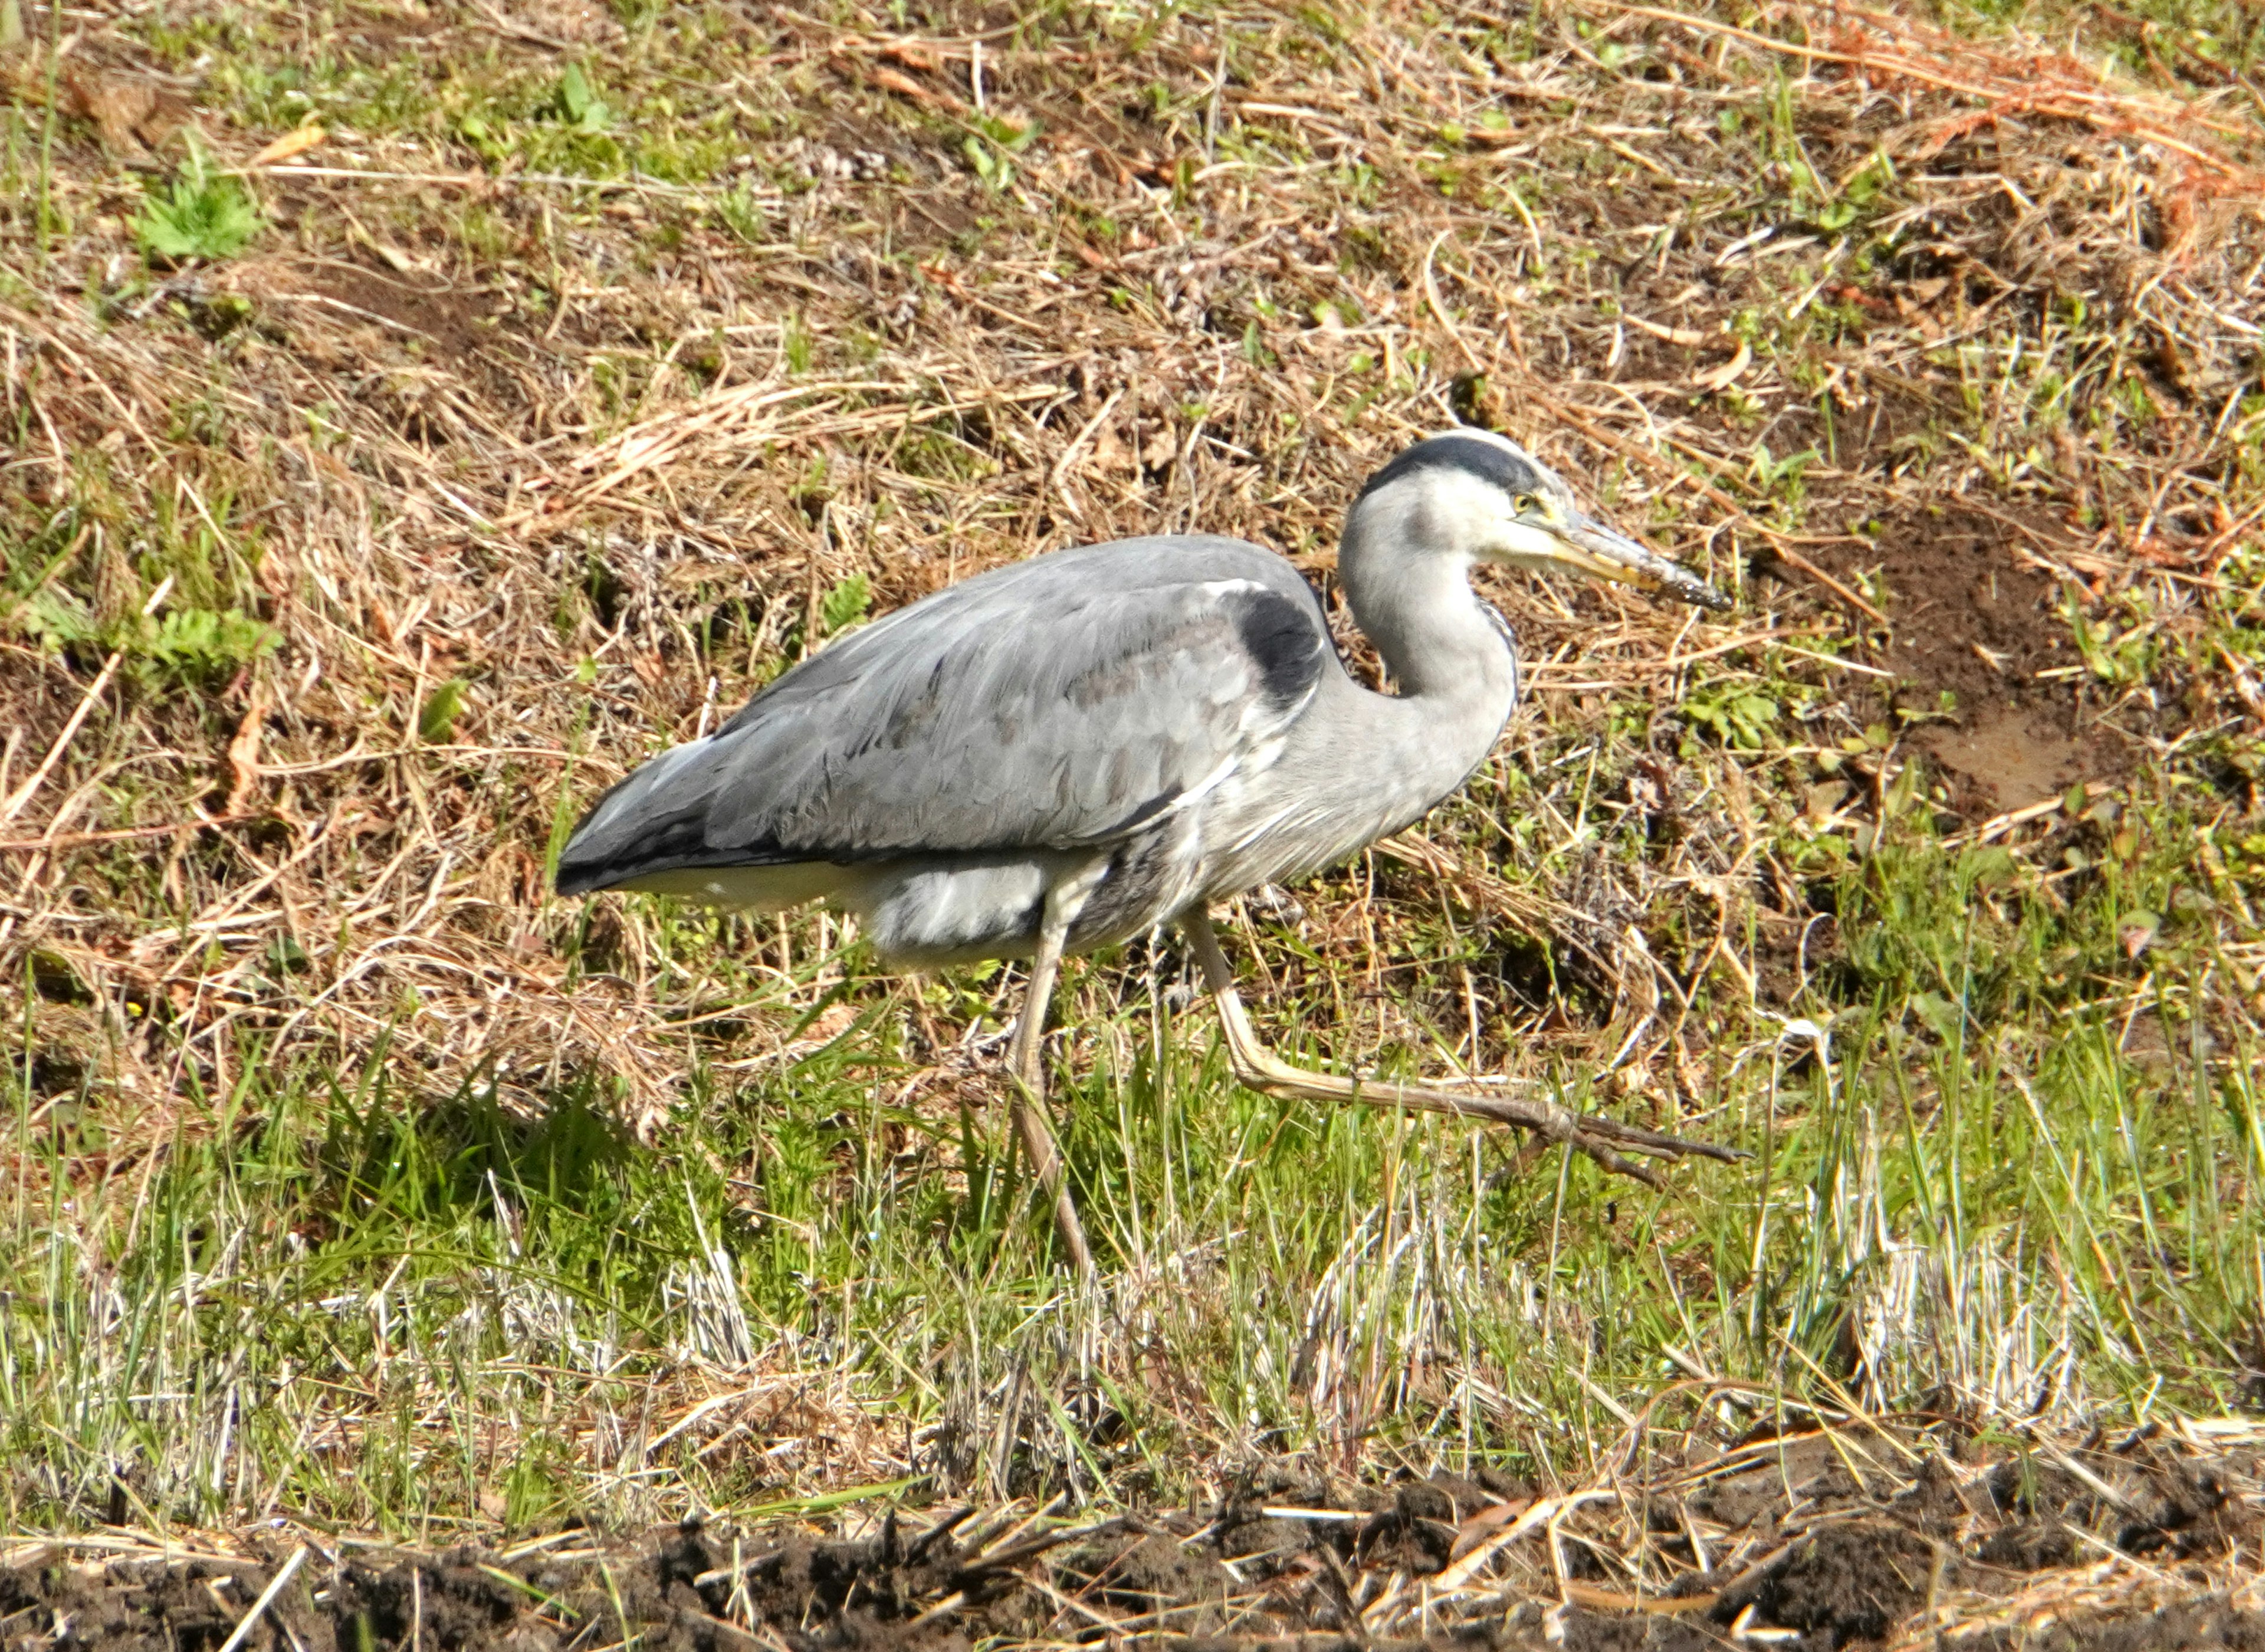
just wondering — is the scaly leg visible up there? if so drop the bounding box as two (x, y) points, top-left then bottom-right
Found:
(1179, 910), (1741, 1187)
(1008, 880), (1098, 1279)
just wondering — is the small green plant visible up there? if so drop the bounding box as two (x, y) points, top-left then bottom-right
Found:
(1816, 151), (1894, 231)
(714, 179), (769, 245)
(963, 136), (1009, 192)
(419, 678), (470, 743)
(1748, 442), (1820, 510)
(6, 582), (97, 655)
(550, 64), (613, 134)
(1338, 160), (1383, 206)
(456, 110), (509, 166)
(139, 606), (279, 687)
(818, 573), (871, 638)
(136, 140), (262, 264)
(963, 113), (1038, 194)
(1682, 681), (1781, 750)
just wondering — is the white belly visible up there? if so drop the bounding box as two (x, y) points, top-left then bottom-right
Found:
(621, 853), (1088, 966)
(851, 856), (1062, 964)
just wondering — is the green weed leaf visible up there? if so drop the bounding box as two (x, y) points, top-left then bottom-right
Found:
(136, 146), (262, 264)
(1682, 684), (1781, 751)
(8, 584), (98, 653)
(553, 64), (613, 133)
(419, 678), (470, 743)
(819, 574), (871, 637)
(142, 607), (280, 687)
(964, 136), (1009, 192)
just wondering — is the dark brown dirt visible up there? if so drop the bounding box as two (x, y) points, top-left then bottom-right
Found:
(6, 1434), (2255, 1652)
(1959, 1602), (2265, 1649)
(303, 261), (511, 376)
(1803, 501), (2133, 817)
(1718, 1523), (1940, 1643)
(227, 253), (575, 445)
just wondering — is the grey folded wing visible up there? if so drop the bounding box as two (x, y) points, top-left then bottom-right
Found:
(554, 537), (1331, 894)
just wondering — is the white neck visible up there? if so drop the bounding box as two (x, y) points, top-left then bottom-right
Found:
(1294, 487), (1522, 842)
(1337, 487), (1519, 706)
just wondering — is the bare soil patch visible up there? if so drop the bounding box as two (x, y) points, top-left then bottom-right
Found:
(302, 261), (503, 369)
(8, 1424), (2257, 1651)
(1822, 503), (2133, 815)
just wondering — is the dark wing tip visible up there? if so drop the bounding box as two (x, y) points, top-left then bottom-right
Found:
(554, 825), (638, 895)
(553, 859), (612, 897)
(552, 767), (723, 896)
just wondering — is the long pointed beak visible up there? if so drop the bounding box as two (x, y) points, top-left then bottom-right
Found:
(1555, 514), (1729, 611)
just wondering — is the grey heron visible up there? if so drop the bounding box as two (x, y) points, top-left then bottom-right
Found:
(557, 429), (1738, 1275)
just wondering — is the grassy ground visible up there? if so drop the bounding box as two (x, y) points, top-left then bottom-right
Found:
(4, 0), (2264, 1610)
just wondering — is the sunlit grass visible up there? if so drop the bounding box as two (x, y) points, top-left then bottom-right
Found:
(5, 793), (2256, 1533)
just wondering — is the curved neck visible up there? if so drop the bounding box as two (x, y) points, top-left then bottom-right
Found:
(1239, 503), (1523, 873)
(1338, 502), (1519, 706)
(1233, 504), (1521, 870)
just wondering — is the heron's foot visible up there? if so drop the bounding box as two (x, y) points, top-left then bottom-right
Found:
(1177, 910), (1739, 1189)
(1212, 994), (1742, 1189)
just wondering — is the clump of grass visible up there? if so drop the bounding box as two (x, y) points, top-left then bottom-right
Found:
(135, 140), (262, 264)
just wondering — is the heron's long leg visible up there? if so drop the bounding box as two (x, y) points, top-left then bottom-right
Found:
(1008, 880), (1099, 1279)
(1179, 911), (1741, 1187)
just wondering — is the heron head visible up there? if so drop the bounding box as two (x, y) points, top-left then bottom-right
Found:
(1355, 429), (1730, 610)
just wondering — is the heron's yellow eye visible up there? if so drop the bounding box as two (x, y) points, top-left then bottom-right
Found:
(1511, 492), (1539, 515)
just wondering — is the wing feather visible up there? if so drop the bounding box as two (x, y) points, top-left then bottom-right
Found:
(556, 538), (1331, 893)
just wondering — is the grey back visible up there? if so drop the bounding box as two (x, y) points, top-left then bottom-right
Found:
(555, 536), (1339, 894)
